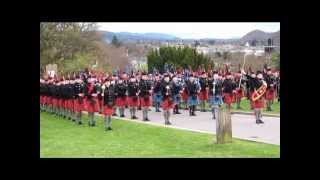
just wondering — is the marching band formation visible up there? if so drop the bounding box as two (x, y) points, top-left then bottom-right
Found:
(40, 65), (280, 131)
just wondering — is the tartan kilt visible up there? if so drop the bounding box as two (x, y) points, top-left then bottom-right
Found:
(198, 90), (208, 101)
(265, 89), (275, 100)
(52, 98), (58, 107)
(153, 93), (163, 103)
(115, 96), (127, 107)
(235, 89), (244, 99)
(253, 98), (265, 108)
(187, 95), (199, 106)
(182, 90), (188, 102)
(140, 96), (151, 107)
(161, 98), (174, 110)
(85, 97), (100, 113)
(103, 105), (114, 116)
(67, 99), (74, 110)
(208, 95), (223, 106)
(40, 96), (43, 104)
(46, 97), (52, 105)
(127, 96), (139, 107)
(73, 99), (83, 112)
(223, 93), (233, 105)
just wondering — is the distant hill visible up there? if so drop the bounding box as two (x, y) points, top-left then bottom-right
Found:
(102, 31), (180, 42)
(240, 29), (280, 45)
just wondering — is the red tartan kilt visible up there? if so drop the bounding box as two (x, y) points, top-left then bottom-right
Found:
(103, 105), (114, 116)
(85, 97), (100, 112)
(73, 99), (83, 112)
(223, 93), (233, 105)
(253, 98), (264, 108)
(236, 89), (243, 99)
(249, 92), (254, 108)
(40, 96), (43, 104)
(198, 90), (208, 101)
(115, 97), (127, 107)
(52, 98), (58, 107)
(161, 98), (174, 110)
(46, 97), (52, 105)
(68, 99), (74, 110)
(140, 96), (151, 107)
(127, 96), (139, 107)
(182, 91), (188, 102)
(265, 89), (275, 100)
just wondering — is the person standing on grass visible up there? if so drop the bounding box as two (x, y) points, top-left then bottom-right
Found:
(73, 75), (85, 125)
(115, 75), (127, 118)
(161, 73), (174, 125)
(127, 75), (139, 119)
(84, 75), (100, 127)
(208, 72), (223, 120)
(138, 72), (152, 121)
(102, 77), (116, 131)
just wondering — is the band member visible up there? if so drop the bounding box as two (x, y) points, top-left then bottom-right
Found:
(111, 74), (118, 116)
(234, 72), (245, 109)
(171, 75), (182, 114)
(208, 72), (223, 119)
(138, 72), (152, 121)
(115, 76), (127, 117)
(127, 75), (139, 119)
(222, 72), (237, 110)
(198, 72), (209, 112)
(161, 74), (174, 125)
(264, 68), (275, 111)
(73, 75), (85, 125)
(186, 74), (199, 116)
(102, 78), (116, 131)
(84, 76), (100, 126)
(242, 70), (266, 124)
(153, 74), (162, 112)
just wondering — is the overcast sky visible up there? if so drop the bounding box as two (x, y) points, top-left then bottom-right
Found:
(97, 22), (280, 39)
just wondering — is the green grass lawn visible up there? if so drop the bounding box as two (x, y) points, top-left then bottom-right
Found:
(40, 112), (280, 158)
(181, 99), (280, 115)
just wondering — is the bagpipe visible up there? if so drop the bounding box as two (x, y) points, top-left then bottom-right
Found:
(251, 83), (267, 102)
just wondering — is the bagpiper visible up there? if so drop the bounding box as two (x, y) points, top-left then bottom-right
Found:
(171, 75), (183, 114)
(115, 75), (127, 117)
(73, 74), (85, 125)
(152, 74), (162, 112)
(161, 73), (174, 125)
(264, 67), (276, 111)
(127, 75), (139, 119)
(186, 74), (199, 116)
(222, 72), (236, 110)
(102, 77), (116, 131)
(198, 72), (209, 112)
(84, 75), (100, 126)
(138, 72), (152, 121)
(208, 72), (223, 119)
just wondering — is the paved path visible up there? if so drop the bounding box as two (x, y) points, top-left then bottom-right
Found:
(100, 107), (280, 145)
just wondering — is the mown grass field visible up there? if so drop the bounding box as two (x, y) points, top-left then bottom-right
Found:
(40, 112), (280, 158)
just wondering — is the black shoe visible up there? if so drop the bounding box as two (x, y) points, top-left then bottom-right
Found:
(176, 111), (181, 114)
(78, 121), (82, 125)
(256, 119), (264, 124)
(143, 118), (150, 121)
(132, 116), (137, 119)
(120, 115), (125, 118)
(106, 127), (112, 131)
(112, 113), (118, 116)
(156, 110), (161, 112)
(165, 121), (172, 125)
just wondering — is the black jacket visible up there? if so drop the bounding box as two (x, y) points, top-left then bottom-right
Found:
(103, 85), (116, 106)
(208, 79), (223, 96)
(139, 80), (151, 97)
(127, 81), (139, 97)
(222, 79), (236, 94)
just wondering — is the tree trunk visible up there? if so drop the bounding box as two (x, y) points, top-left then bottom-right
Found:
(216, 106), (232, 144)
